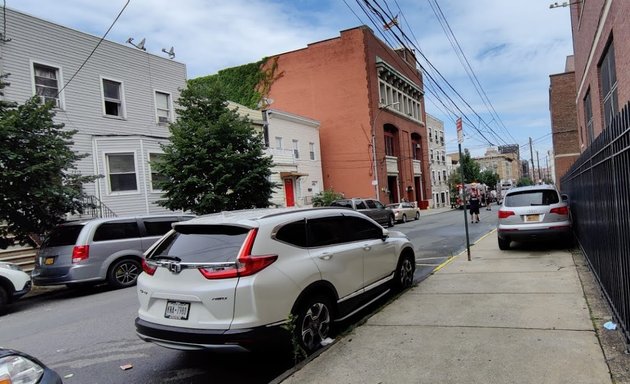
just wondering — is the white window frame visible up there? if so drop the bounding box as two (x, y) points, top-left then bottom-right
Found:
(148, 152), (166, 193)
(292, 139), (299, 159)
(104, 151), (139, 195)
(100, 76), (126, 119)
(275, 137), (283, 150)
(30, 60), (65, 110)
(309, 142), (315, 160)
(154, 90), (173, 124)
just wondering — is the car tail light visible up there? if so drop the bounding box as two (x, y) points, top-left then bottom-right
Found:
(142, 259), (157, 276)
(550, 206), (569, 215)
(199, 228), (278, 280)
(498, 210), (515, 219)
(71, 245), (89, 263)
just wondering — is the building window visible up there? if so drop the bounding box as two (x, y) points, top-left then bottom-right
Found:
(149, 153), (167, 191)
(107, 153), (137, 192)
(430, 149), (434, 162)
(599, 41), (618, 128)
(292, 139), (299, 159)
(584, 90), (594, 144)
(429, 128), (433, 142)
(102, 78), (124, 117)
(155, 91), (171, 124)
(33, 63), (61, 108)
(384, 133), (395, 156)
(309, 142), (315, 160)
(275, 137), (283, 150)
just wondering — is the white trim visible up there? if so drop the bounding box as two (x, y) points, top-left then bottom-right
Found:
(140, 139), (150, 213)
(147, 151), (166, 193)
(153, 89), (173, 124)
(29, 59), (66, 110)
(103, 150), (140, 195)
(99, 75), (127, 119)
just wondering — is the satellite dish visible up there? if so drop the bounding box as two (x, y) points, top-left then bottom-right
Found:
(137, 38), (146, 51)
(161, 46), (175, 59)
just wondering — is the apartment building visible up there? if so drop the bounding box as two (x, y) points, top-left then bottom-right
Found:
(426, 114), (449, 208)
(1, 8), (186, 216)
(259, 26), (431, 207)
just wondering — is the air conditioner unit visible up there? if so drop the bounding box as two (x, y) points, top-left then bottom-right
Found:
(415, 144), (421, 149)
(158, 116), (169, 123)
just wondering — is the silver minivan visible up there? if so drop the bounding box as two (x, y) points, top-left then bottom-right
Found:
(32, 215), (193, 288)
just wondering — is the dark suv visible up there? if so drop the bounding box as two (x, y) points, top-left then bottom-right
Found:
(330, 198), (395, 227)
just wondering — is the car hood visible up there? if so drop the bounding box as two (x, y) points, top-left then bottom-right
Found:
(387, 230), (408, 239)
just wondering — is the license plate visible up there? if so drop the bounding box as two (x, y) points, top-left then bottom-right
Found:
(44, 257), (55, 265)
(524, 214), (540, 222)
(164, 301), (190, 320)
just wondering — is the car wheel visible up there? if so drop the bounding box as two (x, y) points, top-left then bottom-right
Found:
(388, 215), (395, 228)
(393, 252), (415, 291)
(402, 214), (407, 223)
(107, 258), (141, 288)
(498, 237), (510, 250)
(414, 212), (420, 220)
(0, 286), (8, 315)
(294, 295), (333, 355)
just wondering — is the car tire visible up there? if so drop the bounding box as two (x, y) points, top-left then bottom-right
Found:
(393, 252), (415, 291)
(388, 215), (395, 228)
(402, 214), (407, 223)
(0, 286), (8, 315)
(414, 212), (420, 220)
(107, 258), (141, 289)
(498, 237), (510, 250)
(293, 295), (334, 355)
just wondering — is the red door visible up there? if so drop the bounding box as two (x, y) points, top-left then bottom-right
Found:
(284, 179), (295, 207)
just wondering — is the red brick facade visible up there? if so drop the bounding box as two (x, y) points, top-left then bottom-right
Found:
(570, 1), (630, 150)
(262, 26), (431, 206)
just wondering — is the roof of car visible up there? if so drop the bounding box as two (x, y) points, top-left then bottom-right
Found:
(173, 207), (352, 227)
(59, 214), (195, 226)
(505, 184), (558, 195)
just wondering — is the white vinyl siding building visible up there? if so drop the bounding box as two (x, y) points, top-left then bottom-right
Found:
(1, 8), (187, 216)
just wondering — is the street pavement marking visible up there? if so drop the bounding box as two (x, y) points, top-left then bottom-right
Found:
(416, 263), (441, 267)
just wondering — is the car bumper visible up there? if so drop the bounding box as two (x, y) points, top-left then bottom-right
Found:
(135, 317), (289, 352)
(12, 280), (31, 301)
(31, 265), (101, 286)
(497, 224), (572, 241)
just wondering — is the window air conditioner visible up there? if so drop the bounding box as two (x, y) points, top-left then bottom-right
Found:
(158, 116), (169, 123)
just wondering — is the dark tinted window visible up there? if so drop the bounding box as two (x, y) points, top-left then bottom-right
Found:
(505, 190), (560, 207)
(331, 200), (352, 209)
(93, 222), (140, 241)
(374, 200), (385, 209)
(344, 216), (382, 241)
(143, 219), (177, 237)
(355, 200), (367, 209)
(150, 225), (249, 263)
(365, 200), (376, 209)
(275, 220), (307, 247)
(308, 217), (348, 247)
(44, 225), (84, 247)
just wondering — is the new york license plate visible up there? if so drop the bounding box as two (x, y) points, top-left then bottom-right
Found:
(164, 301), (190, 320)
(524, 214), (540, 222)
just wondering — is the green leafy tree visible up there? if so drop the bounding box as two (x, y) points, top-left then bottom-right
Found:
(460, 149), (481, 183)
(154, 81), (275, 214)
(311, 188), (344, 207)
(479, 169), (499, 189)
(0, 88), (97, 247)
(517, 177), (534, 187)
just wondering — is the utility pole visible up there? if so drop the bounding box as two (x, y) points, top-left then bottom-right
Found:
(457, 117), (471, 261)
(529, 137), (536, 182)
(536, 150), (541, 184)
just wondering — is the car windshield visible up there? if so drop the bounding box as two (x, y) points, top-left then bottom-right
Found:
(43, 225), (84, 247)
(505, 190), (560, 207)
(149, 225), (250, 263)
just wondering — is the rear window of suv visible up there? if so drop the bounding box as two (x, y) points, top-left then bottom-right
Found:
(44, 225), (84, 247)
(505, 190), (560, 207)
(149, 225), (249, 263)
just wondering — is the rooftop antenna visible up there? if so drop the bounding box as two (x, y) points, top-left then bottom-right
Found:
(161, 46), (175, 59)
(126, 37), (146, 51)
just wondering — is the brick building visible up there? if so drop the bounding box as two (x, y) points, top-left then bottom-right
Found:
(549, 56), (580, 189)
(260, 26), (431, 207)
(570, 0), (630, 149)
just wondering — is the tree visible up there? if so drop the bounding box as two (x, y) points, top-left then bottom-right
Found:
(460, 149), (481, 183)
(0, 92), (96, 248)
(154, 81), (275, 214)
(517, 177), (534, 187)
(311, 188), (343, 207)
(479, 169), (500, 190)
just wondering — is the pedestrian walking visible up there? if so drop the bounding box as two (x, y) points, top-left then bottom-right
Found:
(486, 191), (492, 211)
(469, 189), (480, 223)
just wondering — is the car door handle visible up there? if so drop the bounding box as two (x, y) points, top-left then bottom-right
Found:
(363, 245), (372, 251)
(318, 253), (333, 260)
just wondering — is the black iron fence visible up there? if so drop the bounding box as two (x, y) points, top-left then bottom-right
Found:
(561, 101), (630, 343)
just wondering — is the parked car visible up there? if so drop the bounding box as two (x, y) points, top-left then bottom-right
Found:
(330, 198), (395, 227)
(135, 207), (415, 354)
(387, 202), (420, 223)
(0, 262), (31, 314)
(0, 348), (62, 383)
(497, 185), (572, 250)
(32, 214), (194, 289)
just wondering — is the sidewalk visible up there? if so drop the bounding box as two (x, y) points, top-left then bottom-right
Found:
(279, 231), (616, 384)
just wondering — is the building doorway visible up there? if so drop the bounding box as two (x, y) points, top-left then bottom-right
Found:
(284, 178), (295, 207)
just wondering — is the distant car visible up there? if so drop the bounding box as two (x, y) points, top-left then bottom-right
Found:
(0, 348), (62, 383)
(0, 261), (31, 314)
(330, 198), (395, 227)
(32, 214), (194, 289)
(497, 185), (572, 250)
(387, 203), (420, 223)
(135, 207), (415, 354)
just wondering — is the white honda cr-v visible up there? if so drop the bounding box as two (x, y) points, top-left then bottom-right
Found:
(135, 207), (415, 353)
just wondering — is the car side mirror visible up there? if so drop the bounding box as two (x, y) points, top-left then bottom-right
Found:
(381, 228), (390, 241)
(561, 194), (569, 202)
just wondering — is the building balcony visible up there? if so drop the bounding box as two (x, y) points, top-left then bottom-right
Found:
(385, 155), (399, 174)
(412, 159), (422, 175)
(265, 148), (296, 165)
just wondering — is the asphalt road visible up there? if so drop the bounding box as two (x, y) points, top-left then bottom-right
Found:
(0, 208), (497, 384)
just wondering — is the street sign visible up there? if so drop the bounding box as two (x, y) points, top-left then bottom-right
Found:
(456, 117), (463, 144)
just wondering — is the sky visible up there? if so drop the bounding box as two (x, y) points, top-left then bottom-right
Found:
(9, 0), (574, 162)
